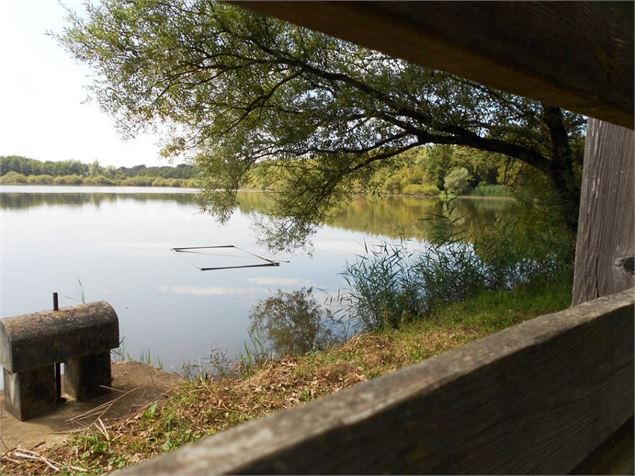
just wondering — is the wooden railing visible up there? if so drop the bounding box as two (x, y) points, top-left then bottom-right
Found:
(118, 287), (634, 475)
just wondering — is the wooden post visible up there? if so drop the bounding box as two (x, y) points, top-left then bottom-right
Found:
(53, 292), (63, 403)
(570, 118), (634, 472)
(572, 119), (634, 305)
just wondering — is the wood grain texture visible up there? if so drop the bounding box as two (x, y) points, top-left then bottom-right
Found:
(118, 288), (634, 475)
(237, 1), (634, 128)
(573, 119), (635, 305)
(571, 417), (634, 475)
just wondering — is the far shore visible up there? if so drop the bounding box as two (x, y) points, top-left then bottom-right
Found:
(0, 181), (515, 200)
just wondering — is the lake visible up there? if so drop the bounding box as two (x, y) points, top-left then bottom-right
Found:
(0, 186), (512, 374)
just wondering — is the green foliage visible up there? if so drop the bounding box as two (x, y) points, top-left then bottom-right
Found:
(59, 1), (585, 247)
(469, 184), (511, 197)
(119, 176), (155, 187)
(0, 156), (200, 188)
(248, 287), (338, 357)
(344, 243), (425, 330)
(0, 155), (197, 180)
(84, 175), (116, 185)
(53, 174), (84, 185)
(0, 155), (89, 176)
(444, 167), (472, 195)
(0, 171), (27, 184)
(26, 174), (55, 184)
(344, 198), (574, 331)
(401, 183), (440, 196)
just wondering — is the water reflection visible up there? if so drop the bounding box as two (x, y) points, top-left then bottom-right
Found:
(325, 196), (512, 241)
(0, 186), (514, 372)
(0, 191), (199, 210)
(248, 287), (341, 357)
(1, 188), (513, 242)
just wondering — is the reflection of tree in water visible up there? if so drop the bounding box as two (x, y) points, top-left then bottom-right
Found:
(235, 192), (515, 243)
(3, 189), (515, 245)
(0, 192), (200, 210)
(328, 196), (514, 241)
(248, 287), (339, 358)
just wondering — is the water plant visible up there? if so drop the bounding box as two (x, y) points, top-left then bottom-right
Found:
(343, 196), (573, 331)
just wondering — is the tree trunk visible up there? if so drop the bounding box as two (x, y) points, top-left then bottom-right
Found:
(542, 105), (581, 232)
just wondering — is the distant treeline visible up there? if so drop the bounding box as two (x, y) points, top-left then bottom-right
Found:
(0, 156), (198, 187)
(1, 148), (517, 197)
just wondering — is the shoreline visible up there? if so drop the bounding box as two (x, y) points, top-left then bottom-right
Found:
(0, 183), (514, 200)
(0, 280), (571, 475)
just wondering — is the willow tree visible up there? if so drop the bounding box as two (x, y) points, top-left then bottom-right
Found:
(60, 1), (584, 248)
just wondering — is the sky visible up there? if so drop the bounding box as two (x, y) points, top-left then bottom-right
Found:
(0, 0), (166, 167)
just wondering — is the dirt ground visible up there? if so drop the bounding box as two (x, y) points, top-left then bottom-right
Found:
(0, 362), (182, 453)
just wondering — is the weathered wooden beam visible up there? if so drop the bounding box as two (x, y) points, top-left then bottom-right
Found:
(573, 119), (635, 305)
(571, 417), (634, 474)
(237, 1), (634, 129)
(118, 288), (634, 475)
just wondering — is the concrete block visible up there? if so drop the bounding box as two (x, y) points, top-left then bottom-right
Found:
(3, 365), (56, 421)
(64, 352), (112, 401)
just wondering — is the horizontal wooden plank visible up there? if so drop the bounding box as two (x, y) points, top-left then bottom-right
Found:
(237, 2), (634, 129)
(118, 288), (634, 475)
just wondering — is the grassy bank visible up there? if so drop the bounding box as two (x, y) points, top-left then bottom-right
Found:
(0, 279), (572, 475)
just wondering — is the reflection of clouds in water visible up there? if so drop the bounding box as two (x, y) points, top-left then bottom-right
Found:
(95, 242), (174, 257)
(312, 240), (369, 254)
(245, 277), (313, 286)
(160, 285), (265, 296)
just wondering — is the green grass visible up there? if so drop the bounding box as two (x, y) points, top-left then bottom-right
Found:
(428, 278), (572, 331)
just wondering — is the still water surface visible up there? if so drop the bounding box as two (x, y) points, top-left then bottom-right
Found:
(0, 186), (512, 373)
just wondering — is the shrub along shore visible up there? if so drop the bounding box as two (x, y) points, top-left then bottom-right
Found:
(0, 148), (516, 197)
(0, 171), (198, 188)
(0, 278), (571, 475)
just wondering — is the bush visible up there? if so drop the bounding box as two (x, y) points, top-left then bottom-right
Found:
(0, 171), (28, 184)
(381, 175), (403, 194)
(182, 179), (199, 188)
(152, 177), (169, 187)
(344, 244), (424, 330)
(84, 175), (115, 185)
(343, 198), (573, 331)
(26, 174), (55, 184)
(444, 167), (472, 195)
(120, 176), (155, 186)
(470, 184), (511, 197)
(402, 183), (440, 196)
(53, 175), (83, 185)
